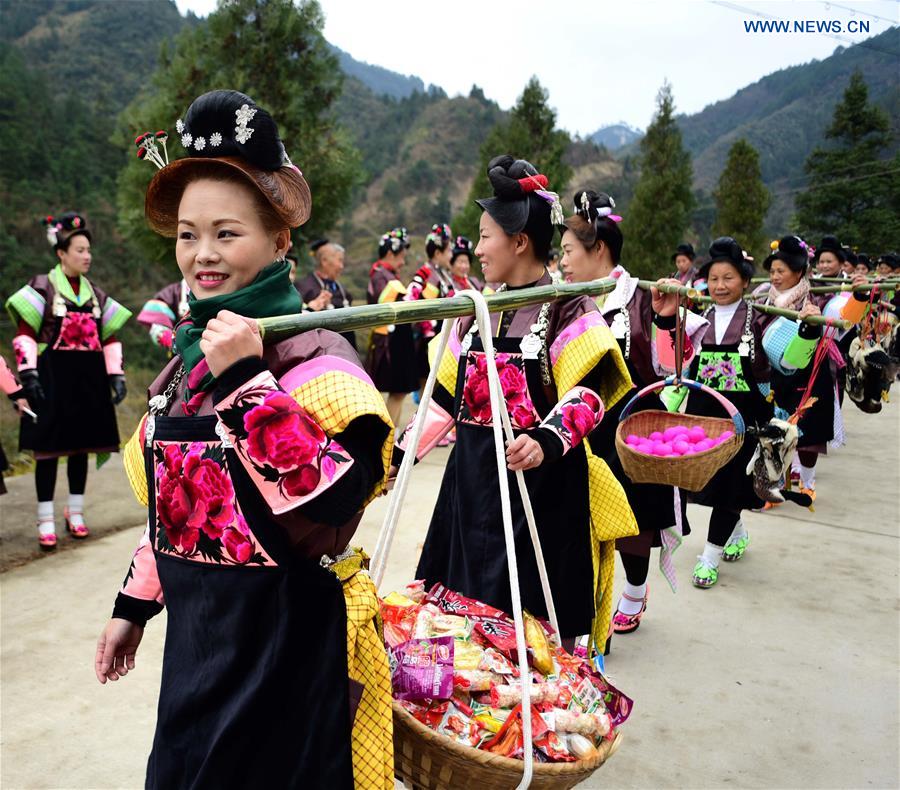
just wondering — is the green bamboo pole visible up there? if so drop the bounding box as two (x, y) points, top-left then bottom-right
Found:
(808, 283), (895, 294)
(694, 296), (852, 329)
(257, 277), (618, 341)
(636, 279), (701, 299)
(751, 276), (900, 284)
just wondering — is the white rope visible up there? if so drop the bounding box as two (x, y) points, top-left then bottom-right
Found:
(372, 289), (569, 789)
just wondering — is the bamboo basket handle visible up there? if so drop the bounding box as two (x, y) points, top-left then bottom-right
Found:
(617, 376), (746, 436)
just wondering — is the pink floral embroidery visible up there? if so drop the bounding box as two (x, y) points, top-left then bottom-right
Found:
(55, 311), (101, 351)
(244, 391), (326, 470)
(542, 388), (605, 450)
(153, 441), (274, 566)
(461, 352), (537, 429)
(215, 377), (353, 511)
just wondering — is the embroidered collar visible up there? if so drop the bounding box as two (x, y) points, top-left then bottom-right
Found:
(49, 264), (94, 307)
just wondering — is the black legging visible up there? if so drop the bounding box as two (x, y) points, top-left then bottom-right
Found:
(707, 507), (740, 548)
(620, 550), (651, 587)
(35, 454), (88, 501)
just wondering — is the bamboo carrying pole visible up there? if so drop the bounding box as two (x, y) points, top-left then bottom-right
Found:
(256, 278), (618, 341)
(694, 296), (852, 329)
(635, 279), (702, 299)
(750, 276), (900, 284)
(807, 283), (896, 294)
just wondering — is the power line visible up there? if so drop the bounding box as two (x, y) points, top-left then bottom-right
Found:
(819, 2), (900, 25)
(711, 0), (900, 58)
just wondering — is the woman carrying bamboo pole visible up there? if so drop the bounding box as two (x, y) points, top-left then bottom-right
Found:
(391, 156), (634, 650)
(685, 238), (826, 589)
(559, 189), (708, 637)
(94, 90), (394, 788)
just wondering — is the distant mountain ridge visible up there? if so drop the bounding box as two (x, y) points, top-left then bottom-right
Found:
(330, 44), (436, 99)
(589, 123), (642, 150)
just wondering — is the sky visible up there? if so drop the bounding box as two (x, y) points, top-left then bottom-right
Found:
(174, 0), (899, 135)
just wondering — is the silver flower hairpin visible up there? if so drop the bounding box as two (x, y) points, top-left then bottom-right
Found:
(234, 103), (257, 144)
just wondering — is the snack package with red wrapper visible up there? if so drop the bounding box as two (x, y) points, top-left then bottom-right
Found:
(426, 583), (507, 619)
(381, 598), (420, 648)
(390, 637), (455, 701)
(482, 702), (550, 758)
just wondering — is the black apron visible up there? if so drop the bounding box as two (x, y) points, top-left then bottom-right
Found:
(415, 335), (594, 639)
(771, 354), (835, 448)
(144, 412), (354, 789)
(19, 306), (118, 454)
(686, 338), (773, 511)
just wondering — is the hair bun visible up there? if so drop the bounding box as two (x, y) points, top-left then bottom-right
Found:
(178, 90), (288, 171)
(485, 154), (543, 200)
(573, 189), (616, 224)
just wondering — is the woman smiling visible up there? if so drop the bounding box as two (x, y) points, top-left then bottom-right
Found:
(94, 90), (394, 789)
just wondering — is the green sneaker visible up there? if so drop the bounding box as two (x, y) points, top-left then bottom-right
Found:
(692, 557), (719, 588)
(723, 531), (750, 562)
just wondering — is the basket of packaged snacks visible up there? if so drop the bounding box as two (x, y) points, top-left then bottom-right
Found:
(615, 376), (745, 492)
(383, 583), (629, 790)
(375, 292), (630, 789)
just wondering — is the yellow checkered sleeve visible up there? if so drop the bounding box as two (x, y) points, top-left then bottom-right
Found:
(552, 323), (632, 410)
(124, 413), (148, 506)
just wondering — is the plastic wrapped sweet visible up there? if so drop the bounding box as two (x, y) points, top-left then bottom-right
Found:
(382, 583), (633, 764)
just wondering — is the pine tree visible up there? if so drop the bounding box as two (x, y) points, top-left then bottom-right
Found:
(795, 70), (899, 250)
(453, 77), (572, 243)
(712, 139), (771, 260)
(115, 0), (360, 264)
(622, 82), (694, 278)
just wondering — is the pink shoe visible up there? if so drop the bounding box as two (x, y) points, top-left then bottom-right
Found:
(64, 507), (90, 539)
(38, 530), (57, 551)
(611, 589), (648, 635)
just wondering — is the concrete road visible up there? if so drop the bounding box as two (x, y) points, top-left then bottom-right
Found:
(1, 401), (898, 789)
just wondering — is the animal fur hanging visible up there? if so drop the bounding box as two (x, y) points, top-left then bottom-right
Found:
(845, 333), (900, 414)
(746, 418), (801, 504)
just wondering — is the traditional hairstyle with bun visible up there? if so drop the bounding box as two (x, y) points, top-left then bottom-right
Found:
(699, 236), (754, 280)
(425, 223), (452, 259)
(144, 90), (311, 236)
(378, 227), (410, 259)
(450, 235), (474, 264)
(763, 235), (813, 273)
(42, 211), (92, 251)
(475, 155), (557, 262)
(561, 189), (623, 263)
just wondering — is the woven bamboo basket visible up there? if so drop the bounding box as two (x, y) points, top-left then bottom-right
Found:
(615, 377), (745, 492)
(393, 701), (622, 790)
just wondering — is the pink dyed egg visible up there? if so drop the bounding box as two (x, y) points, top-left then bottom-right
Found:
(650, 445), (669, 457)
(683, 447), (697, 456)
(719, 430), (734, 442)
(687, 426), (706, 443)
(694, 439), (713, 452)
(649, 431), (664, 442)
(663, 425), (688, 442)
(672, 440), (691, 455)
(626, 434), (641, 446)
(636, 441), (654, 455)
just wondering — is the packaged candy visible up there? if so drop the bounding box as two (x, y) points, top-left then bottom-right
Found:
(390, 637), (455, 701)
(566, 733), (600, 761)
(478, 647), (517, 676)
(412, 606), (472, 640)
(398, 699), (448, 729)
(382, 591), (417, 608)
(426, 583), (507, 619)
(579, 669), (634, 728)
(437, 700), (488, 748)
(524, 612), (554, 675)
(472, 615), (519, 657)
(453, 640), (484, 671)
(490, 682), (559, 709)
(482, 703), (549, 758)
(381, 601), (421, 648)
(454, 669), (500, 692)
(534, 730), (576, 763)
(553, 709), (611, 737)
(405, 580), (426, 603)
(471, 706), (510, 734)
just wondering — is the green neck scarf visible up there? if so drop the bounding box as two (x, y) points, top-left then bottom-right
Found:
(174, 261), (301, 414)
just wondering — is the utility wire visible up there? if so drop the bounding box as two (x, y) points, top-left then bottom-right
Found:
(819, 2), (900, 25)
(766, 164), (900, 196)
(710, 1), (900, 58)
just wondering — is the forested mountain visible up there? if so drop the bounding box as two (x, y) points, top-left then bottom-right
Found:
(590, 123), (642, 151)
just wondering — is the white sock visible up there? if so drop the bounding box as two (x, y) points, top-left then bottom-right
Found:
(791, 455), (801, 475)
(728, 520), (747, 543)
(701, 542), (724, 567)
(799, 464), (816, 490)
(67, 494), (85, 527)
(618, 582), (647, 616)
(37, 501), (55, 536)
